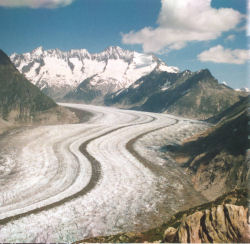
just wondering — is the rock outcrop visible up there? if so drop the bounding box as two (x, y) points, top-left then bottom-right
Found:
(76, 189), (249, 243)
(164, 204), (249, 243)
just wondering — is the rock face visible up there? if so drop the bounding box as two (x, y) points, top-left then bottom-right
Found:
(166, 96), (249, 200)
(106, 69), (242, 119)
(164, 204), (249, 243)
(10, 46), (178, 100)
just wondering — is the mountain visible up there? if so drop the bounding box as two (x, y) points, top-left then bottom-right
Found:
(0, 49), (82, 134)
(165, 96), (249, 200)
(0, 49), (56, 122)
(10, 46), (178, 100)
(10, 46), (245, 120)
(106, 69), (243, 119)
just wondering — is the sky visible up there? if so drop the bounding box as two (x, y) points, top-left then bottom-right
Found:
(0, 0), (248, 89)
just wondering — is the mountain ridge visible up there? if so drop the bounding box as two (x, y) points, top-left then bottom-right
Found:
(0, 49), (56, 121)
(106, 68), (243, 119)
(165, 95), (249, 200)
(0, 49), (82, 134)
(10, 46), (179, 100)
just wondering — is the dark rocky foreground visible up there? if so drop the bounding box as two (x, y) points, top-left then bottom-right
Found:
(75, 189), (249, 243)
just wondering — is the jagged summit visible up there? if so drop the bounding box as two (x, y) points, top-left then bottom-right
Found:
(103, 45), (127, 54)
(10, 46), (179, 99)
(31, 46), (44, 56)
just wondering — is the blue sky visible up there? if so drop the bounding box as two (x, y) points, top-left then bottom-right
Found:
(0, 0), (248, 88)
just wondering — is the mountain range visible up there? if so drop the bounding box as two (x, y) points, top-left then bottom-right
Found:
(10, 46), (178, 101)
(11, 46), (247, 119)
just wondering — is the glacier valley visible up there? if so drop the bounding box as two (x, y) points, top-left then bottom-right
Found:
(0, 104), (209, 242)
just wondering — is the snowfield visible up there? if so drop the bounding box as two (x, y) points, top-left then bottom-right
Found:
(0, 104), (208, 242)
(10, 46), (179, 98)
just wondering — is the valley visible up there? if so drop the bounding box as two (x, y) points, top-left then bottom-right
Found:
(0, 45), (248, 243)
(0, 103), (208, 242)
(0, 0), (248, 241)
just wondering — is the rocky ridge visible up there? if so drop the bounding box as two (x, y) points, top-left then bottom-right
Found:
(10, 46), (178, 100)
(76, 189), (249, 243)
(164, 204), (249, 243)
(106, 69), (243, 119)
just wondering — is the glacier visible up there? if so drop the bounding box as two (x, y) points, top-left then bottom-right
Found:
(0, 104), (208, 242)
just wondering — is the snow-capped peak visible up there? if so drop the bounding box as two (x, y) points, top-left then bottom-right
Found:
(104, 46), (124, 54)
(10, 46), (179, 99)
(32, 46), (44, 56)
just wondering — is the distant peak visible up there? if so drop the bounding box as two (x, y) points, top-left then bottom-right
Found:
(195, 68), (214, 78)
(69, 48), (89, 54)
(103, 46), (131, 56)
(105, 46), (123, 51)
(198, 68), (211, 74)
(239, 87), (250, 92)
(32, 46), (44, 55)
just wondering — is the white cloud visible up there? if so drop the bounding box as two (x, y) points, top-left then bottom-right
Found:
(0, 0), (75, 8)
(122, 0), (244, 53)
(225, 34), (235, 41)
(248, 0), (250, 36)
(198, 45), (249, 64)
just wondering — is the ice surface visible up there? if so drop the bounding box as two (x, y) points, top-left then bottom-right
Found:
(0, 104), (208, 242)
